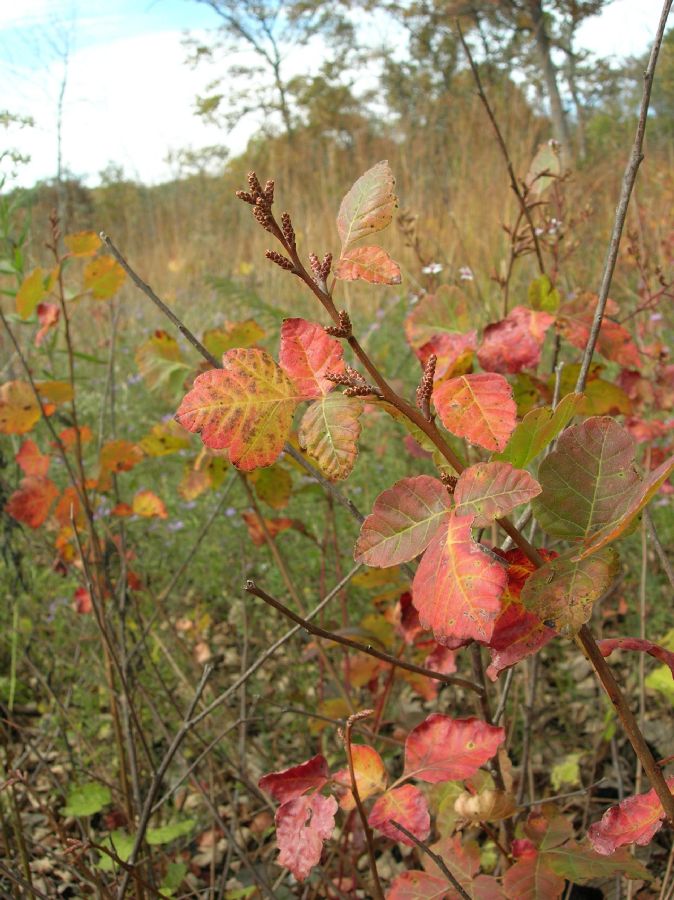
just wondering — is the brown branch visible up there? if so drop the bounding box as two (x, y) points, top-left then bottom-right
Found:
(342, 711), (384, 900)
(575, 0), (673, 392)
(244, 580), (484, 695)
(100, 232), (221, 369)
(390, 820), (471, 900)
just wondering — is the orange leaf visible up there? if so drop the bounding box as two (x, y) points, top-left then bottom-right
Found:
(16, 440), (50, 477)
(403, 714), (505, 783)
(368, 785), (429, 845)
(176, 348), (300, 471)
(35, 302), (60, 346)
(433, 373), (516, 452)
(334, 245), (401, 284)
(132, 490), (167, 519)
(6, 477), (59, 528)
(100, 440), (144, 473)
(333, 744), (387, 810)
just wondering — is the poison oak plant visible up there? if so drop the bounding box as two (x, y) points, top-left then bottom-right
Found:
(1, 14), (673, 898)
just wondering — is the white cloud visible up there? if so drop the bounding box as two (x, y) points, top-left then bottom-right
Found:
(3, 28), (252, 187)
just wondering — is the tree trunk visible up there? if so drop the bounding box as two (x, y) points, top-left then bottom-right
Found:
(528, 0), (572, 164)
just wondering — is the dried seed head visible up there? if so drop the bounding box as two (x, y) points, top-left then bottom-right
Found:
(325, 309), (352, 339)
(320, 252), (332, 280)
(253, 204), (273, 231)
(263, 179), (275, 203)
(281, 212), (295, 249)
(441, 473), (458, 493)
(247, 171), (263, 198)
(265, 250), (294, 271)
(235, 190), (256, 205)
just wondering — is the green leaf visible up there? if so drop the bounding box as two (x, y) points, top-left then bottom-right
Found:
(545, 841), (650, 883)
(550, 752), (582, 791)
(528, 274), (560, 312)
(533, 418), (640, 541)
(493, 393), (582, 469)
(96, 830), (134, 872)
(160, 861), (188, 896)
(146, 818), (196, 845)
(646, 666), (674, 703)
(521, 547), (619, 636)
(62, 782), (111, 817)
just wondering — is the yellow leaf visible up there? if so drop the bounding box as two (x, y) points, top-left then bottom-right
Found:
(0, 381), (42, 433)
(83, 256), (126, 299)
(64, 231), (101, 257)
(16, 268), (48, 319)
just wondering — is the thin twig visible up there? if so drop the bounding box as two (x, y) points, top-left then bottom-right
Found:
(457, 23), (545, 275)
(342, 710), (384, 900)
(575, 0), (673, 392)
(645, 509), (674, 590)
(188, 564), (362, 730)
(244, 580), (484, 695)
(390, 820), (471, 900)
(116, 664), (215, 899)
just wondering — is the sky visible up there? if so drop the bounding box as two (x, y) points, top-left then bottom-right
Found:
(0, 0), (669, 189)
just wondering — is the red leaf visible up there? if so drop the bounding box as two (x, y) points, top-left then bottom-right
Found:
(433, 373), (516, 452)
(241, 511), (296, 546)
(278, 318), (345, 399)
(403, 714), (505, 783)
(412, 511), (507, 643)
(454, 462), (541, 524)
(258, 754), (329, 803)
(418, 331), (477, 382)
(176, 349), (299, 471)
(35, 302), (60, 346)
(387, 871), (448, 899)
(355, 476), (451, 567)
(404, 286), (472, 349)
(6, 477), (59, 528)
(588, 777), (674, 854)
(503, 852), (565, 899)
(424, 644), (457, 675)
(398, 591), (424, 645)
(334, 245), (401, 284)
(16, 440), (50, 477)
(275, 793), (337, 881)
(557, 293), (640, 368)
(478, 306), (555, 374)
(74, 587), (93, 614)
(368, 784), (430, 845)
(597, 638), (674, 679)
(486, 549), (557, 680)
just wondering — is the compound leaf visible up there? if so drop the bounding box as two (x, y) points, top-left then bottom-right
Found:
(298, 393), (363, 481)
(434, 374), (516, 452)
(336, 160), (396, 250)
(412, 511), (507, 643)
(355, 475), (451, 567)
(454, 462), (541, 524)
(176, 348), (300, 471)
(403, 714), (505, 783)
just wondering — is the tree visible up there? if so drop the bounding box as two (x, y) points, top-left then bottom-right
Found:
(189, 0), (355, 139)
